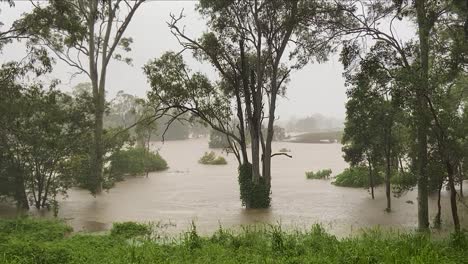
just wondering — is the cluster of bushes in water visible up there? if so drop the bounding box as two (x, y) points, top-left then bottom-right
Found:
(332, 166), (384, 188)
(198, 151), (227, 165)
(108, 147), (168, 180)
(305, 169), (333, 179)
(1, 218), (467, 263)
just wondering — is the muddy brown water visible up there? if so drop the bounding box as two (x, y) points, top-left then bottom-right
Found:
(1, 138), (467, 236)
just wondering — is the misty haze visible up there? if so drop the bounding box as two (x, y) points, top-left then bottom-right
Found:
(0, 0), (467, 263)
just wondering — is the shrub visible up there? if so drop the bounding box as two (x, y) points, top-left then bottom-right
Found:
(305, 169), (332, 179)
(108, 147), (168, 179)
(110, 222), (151, 239)
(332, 166), (383, 188)
(198, 151), (228, 165)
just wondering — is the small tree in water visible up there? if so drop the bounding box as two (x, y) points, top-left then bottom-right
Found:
(145, 0), (348, 208)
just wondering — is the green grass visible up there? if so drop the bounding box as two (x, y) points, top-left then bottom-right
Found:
(291, 131), (343, 143)
(306, 169), (332, 179)
(0, 218), (467, 263)
(199, 151), (228, 165)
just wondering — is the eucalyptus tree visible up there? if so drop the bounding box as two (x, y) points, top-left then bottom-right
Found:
(0, 0), (21, 49)
(16, 0), (146, 194)
(146, 0), (347, 208)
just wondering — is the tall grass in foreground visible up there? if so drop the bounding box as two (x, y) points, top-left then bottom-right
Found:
(0, 218), (467, 264)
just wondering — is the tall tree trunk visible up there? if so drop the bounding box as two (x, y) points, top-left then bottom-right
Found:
(446, 161), (460, 232)
(459, 163), (464, 197)
(263, 70), (279, 188)
(434, 178), (443, 228)
(87, 0), (103, 194)
(368, 158), (375, 200)
(385, 127), (392, 212)
(251, 0), (263, 185)
(145, 130), (151, 178)
(415, 0), (430, 231)
(92, 95), (105, 194)
(249, 69), (262, 184)
(234, 84), (249, 164)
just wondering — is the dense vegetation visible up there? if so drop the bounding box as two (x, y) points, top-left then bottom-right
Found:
(337, 0), (468, 229)
(199, 152), (228, 165)
(1, 218), (467, 264)
(305, 169), (333, 180)
(333, 167), (384, 188)
(108, 147), (168, 180)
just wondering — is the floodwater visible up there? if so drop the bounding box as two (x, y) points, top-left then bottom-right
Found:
(1, 138), (467, 236)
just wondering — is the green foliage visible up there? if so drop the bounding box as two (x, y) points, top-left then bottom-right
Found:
(1, 218), (468, 264)
(306, 169), (332, 179)
(333, 166), (383, 188)
(110, 222), (151, 239)
(279, 148), (291, 153)
(198, 152), (228, 165)
(0, 77), (92, 209)
(108, 147), (168, 179)
(238, 163), (271, 208)
(208, 129), (230, 149)
(391, 170), (418, 196)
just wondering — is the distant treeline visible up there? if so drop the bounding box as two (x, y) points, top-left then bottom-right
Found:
(291, 131), (343, 144)
(104, 90), (209, 141)
(283, 114), (344, 132)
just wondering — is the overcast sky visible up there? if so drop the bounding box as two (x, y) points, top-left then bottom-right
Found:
(1, 1), (415, 120)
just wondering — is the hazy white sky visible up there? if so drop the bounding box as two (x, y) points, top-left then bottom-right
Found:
(1, 1), (414, 120)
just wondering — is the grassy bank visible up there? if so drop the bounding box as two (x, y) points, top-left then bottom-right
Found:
(1, 218), (467, 264)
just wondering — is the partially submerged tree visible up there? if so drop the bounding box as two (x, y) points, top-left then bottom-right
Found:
(0, 77), (92, 210)
(145, 0), (347, 208)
